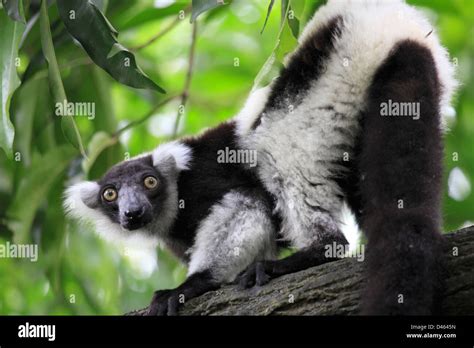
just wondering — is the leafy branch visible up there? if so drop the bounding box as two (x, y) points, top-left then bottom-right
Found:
(56, 0), (165, 93)
(112, 20), (198, 141)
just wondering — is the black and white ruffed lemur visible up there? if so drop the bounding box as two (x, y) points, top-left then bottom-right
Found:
(64, 0), (457, 315)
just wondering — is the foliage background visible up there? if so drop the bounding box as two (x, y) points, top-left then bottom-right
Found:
(0, 0), (472, 314)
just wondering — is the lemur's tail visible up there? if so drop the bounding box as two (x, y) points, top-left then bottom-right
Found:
(300, 0), (455, 314)
(358, 38), (448, 314)
(304, 0), (456, 315)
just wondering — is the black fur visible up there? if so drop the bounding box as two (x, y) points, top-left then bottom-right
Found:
(252, 16), (343, 129)
(357, 40), (445, 315)
(169, 121), (278, 260)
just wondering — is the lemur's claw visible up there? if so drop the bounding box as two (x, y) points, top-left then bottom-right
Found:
(146, 289), (180, 316)
(237, 261), (272, 289)
(166, 295), (180, 316)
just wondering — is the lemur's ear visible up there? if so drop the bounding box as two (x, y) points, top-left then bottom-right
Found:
(63, 181), (100, 219)
(151, 141), (192, 176)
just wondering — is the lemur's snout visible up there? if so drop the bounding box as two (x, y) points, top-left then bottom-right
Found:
(121, 205), (151, 230)
(122, 206), (149, 230)
(124, 207), (144, 220)
(118, 187), (153, 230)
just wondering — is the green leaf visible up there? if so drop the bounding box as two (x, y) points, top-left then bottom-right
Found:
(6, 145), (76, 244)
(39, 0), (86, 157)
(82, 131), (123, 179)
(281, 0), (289, 25)
(90, 0), (108, 12)
(252, 0), (295, 89)
(11, 76), (41, 166)
(1, 0), (25, 22)
(287, 8), (300, 38)
(290, 0), (305, 18)
(260, 0), (275, 34)
(56, 0), (165, 93)
(288, 0), (305, 38)
(0, 7), (25, 158)
(191, 0), (224, 22)
(277, 17), (298, 61)
(120, 3), (187, 31)
(91, 66), (117, 132)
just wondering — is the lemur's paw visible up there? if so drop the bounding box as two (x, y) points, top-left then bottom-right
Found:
(237, 261), (273, 289)
(146, 289), (181, 316)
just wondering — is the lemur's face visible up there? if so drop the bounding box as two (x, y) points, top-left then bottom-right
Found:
(65, 142), (188, 240)
(96, 156), (168, 230)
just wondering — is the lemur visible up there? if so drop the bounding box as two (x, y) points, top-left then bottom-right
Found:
(64, 0), (457, 315)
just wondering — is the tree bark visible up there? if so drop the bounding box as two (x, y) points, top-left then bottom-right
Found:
(126, 225), (474, 315)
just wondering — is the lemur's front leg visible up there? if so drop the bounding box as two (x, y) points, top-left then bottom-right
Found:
(147, 189), (277, 315)
(147, 271), (218, 316)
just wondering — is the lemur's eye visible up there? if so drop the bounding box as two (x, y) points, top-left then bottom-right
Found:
(144, 176), (158, 189)
(103, 188), (117, 202)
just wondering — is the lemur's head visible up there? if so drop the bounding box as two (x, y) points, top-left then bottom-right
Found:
(95, 156), (166, 231)
(64, 142), (192, 244)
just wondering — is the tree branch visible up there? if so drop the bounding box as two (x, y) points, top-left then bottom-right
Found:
(112, 95), (179, 138)
(130, 8), (189, 52)
(126, 225), (474, 315)
(172, 21), (198, 138)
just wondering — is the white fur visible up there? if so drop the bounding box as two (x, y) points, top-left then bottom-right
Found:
(187, 191), (277, 282)
(152, 141), (192, 170)
(336, 201), (361, 251)
(235, 86), (272, 136)
(63, 181), (159, 250)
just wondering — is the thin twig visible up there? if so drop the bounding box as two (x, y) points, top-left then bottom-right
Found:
(60, 57), (93, 70)
(112, 95), (179, 138)
(131, 5), (191, 51)
(172, 21), (198, 138)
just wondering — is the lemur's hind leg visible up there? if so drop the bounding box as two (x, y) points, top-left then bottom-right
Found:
(237, 13), (356, 288)
(358, 40), (446, 315)
(238, 221), (347, 288)
(147, 189), (277, 315)
(238, 185), (348, 288)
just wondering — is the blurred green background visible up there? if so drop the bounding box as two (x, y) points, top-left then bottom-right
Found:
(0, 0), (472, 314)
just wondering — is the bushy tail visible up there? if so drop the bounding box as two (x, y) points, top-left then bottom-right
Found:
(358, 39), (448, 315)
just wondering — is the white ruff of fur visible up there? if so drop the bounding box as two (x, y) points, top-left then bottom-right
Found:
(152, 141), (193, 170)
(235, 86), (271, 136)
